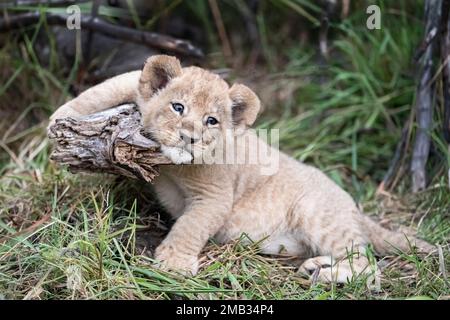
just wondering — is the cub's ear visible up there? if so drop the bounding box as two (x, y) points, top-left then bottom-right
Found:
(229, 83), (261, 134)
(138, 55), (182, 100)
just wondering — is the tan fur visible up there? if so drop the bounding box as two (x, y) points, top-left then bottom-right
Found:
(49, 71), (141, 125)
(49, 55), (435, 284)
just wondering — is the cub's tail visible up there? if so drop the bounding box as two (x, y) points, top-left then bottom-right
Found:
(359, 215), (435, 255)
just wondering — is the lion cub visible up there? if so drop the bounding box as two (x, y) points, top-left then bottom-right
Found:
(50, 55), (433, 283)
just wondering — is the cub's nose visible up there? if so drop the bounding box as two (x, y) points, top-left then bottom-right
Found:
(180, 133), (200, 144)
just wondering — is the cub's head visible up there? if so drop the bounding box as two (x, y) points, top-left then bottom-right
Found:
(137, 55), (260, 163)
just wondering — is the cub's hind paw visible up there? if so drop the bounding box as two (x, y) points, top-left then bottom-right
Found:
(154, 243), (199, 275)
(299, 255), (380, 287)
(299, 256), (341, 283)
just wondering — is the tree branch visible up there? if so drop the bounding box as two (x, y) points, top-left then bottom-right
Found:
(0, 12), (204, 58)
(441, 0), (450, 143)
(410, 0), (442, 192)
(47, 104), (171, 183)
(0, 0), (87, 7)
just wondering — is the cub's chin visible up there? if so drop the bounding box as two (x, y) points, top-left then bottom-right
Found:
(160, 145), (193, 164)
(139, 129), (191, 164)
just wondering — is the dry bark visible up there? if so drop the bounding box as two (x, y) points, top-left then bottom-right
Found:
(47, 104), (171, 183)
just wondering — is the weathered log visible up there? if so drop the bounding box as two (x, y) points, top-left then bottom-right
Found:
(47, 104), (171, 183)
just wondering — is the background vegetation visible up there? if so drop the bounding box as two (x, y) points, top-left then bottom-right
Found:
(0, 0), (448, 299)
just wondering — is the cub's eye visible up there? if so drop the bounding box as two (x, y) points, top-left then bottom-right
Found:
(206, 116), (219, 126)
(171, 102), (184, 115)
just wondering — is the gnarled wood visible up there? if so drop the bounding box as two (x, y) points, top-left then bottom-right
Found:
(47, 104), (171, 183)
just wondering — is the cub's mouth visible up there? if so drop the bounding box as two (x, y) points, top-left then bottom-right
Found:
(140, 129), (193, 164)
(140, 128), (195, 152)
(160, 145), (193, 164)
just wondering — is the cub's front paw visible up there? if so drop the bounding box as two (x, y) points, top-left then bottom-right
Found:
(154, 243), (199, 275)
(160, 145), (193, 164)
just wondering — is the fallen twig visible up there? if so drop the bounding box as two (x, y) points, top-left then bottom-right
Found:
(378, 123), (410, 192)
(208, 0), (232, 60)
(319, 15), (329, 60)
(0, 0), (88, 8)
(0, 212), (51, 244)
(84, 0), (101, 63)
(0, 11), (204, 58)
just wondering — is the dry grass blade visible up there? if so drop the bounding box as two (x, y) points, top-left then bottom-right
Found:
(0, 212), (51, 244)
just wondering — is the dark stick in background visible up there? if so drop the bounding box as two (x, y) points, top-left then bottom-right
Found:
(0, 0), (88, 7)
(410, 0), (441, 193)
(378, 123), (410, 192)
(84, 0), (101, 64)
(441, 0), (450, 145)
(0, 12), (204, 58)
(383, 0), (450, 193)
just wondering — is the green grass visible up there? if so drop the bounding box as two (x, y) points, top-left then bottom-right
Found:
(0, 173), (448, 299)
(0, 0), (449, 299)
